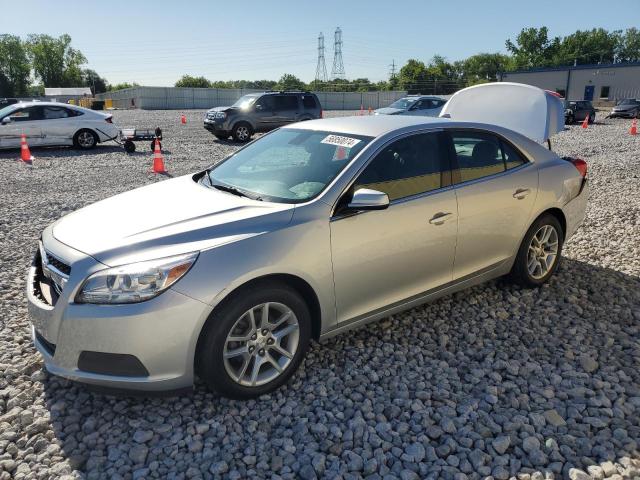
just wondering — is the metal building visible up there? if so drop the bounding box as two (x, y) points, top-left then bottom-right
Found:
(499, 62), (640, 104)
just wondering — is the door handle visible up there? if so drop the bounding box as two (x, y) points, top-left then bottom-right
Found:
(513, 188), (531, 200)
(429, 212), (453, 225)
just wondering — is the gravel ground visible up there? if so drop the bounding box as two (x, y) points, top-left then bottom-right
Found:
(0, 111), (638, 480)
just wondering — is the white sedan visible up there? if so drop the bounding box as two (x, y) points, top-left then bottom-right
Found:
(0, 101), (120, 150)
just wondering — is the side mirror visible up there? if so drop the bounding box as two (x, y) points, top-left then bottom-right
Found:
(1, 117), (11, 125)
(347, 188), (389, 211)
(255, 104), (263, 111)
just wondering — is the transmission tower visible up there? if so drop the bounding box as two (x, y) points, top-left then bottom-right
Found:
(389, 59), (397, 80)
(331, 27), (345, 79)
(315, 32), (328, 83)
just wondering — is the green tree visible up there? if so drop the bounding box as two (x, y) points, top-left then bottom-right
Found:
(0, 34), (31, 96)
(506, 27), (560, 68)
(274, 73), (306, 91)
(555, 28), (620, 65)
(82, 69), (107, 94)
(398, 59), (427, 94)
(175, 75), (212, 88)
(616, 27), (640, 62)
(108, 82), (139, 91)
(463, 53), (513, 84)
(27, 34), (87, 87)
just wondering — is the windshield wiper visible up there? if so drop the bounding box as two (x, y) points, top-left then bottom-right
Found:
(210, 182), (262, 201)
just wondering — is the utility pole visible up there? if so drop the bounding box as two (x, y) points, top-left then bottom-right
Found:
(315, 32), (328, 85)
(389, 59), (397, 80)
(331, 27), (345, 79)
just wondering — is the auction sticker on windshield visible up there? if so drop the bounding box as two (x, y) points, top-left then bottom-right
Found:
(321, 134), (361, 148)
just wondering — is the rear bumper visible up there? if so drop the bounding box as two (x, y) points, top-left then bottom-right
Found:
(563, 178), (588, 240)
(27, 235), (212, 393)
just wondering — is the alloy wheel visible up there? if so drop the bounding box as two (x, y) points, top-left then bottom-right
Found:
(527, 225), (559, 280)
(223, 302), (300, 387)
(78, 131), (95, 148)
(236, 126), (249, 141)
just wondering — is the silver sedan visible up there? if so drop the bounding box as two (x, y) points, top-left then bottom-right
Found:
(27, 113), (587, 399)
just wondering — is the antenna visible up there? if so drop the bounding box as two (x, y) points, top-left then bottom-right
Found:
(389, 59), (397, 80)
(331, 27), (345, 79)
(315, 32), (328, 83)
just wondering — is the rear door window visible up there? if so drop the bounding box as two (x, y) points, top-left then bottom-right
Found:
(274, 95), (299, 111)
(43, 106), (71, 119)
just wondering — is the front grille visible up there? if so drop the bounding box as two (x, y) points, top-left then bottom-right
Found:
(35, 330), (56, 356)
(45, 252), (71, 276)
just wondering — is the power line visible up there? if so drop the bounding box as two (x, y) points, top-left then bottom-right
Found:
(331, 27), (346, 79)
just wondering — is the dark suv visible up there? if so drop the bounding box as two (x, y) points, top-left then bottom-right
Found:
(204, 91), (322, 142)
(565, 100), (596, 124)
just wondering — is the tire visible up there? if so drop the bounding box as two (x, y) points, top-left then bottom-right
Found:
(565, 114), (574, 125)
(196, 282), (311, 399)
(150, 140), (161, 152)
(123, 140), (136, 153)
(588, 112), (595, 124)
(73, 129), (98, 150)
(215, 134), (229, 141)
(232, 122), (253, 142)
(510, 214), (564, 288)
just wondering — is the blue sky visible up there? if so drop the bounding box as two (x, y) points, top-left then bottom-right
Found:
(3, 0), (639, 86)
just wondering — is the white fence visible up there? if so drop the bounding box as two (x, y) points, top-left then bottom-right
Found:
(96, 87), (408, 110)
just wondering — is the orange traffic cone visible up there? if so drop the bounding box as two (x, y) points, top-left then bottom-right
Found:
(20, 134), (33, 163)
(368, 106), (372, 115)
(180, 114), (186, 124)
(359, 104), (364, 116)
(151, 138), (167, 174)
(630, 119), (637, 135)
(581, 116), (589, 129)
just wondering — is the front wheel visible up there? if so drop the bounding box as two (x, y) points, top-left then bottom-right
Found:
(510, 214), (563, 288)
(232, 123), (253, 142)
(73, 129), (98, 150)
(196, 283), (311, 399)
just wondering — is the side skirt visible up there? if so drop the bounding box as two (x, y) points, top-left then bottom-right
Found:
(318, 260), (512, 341)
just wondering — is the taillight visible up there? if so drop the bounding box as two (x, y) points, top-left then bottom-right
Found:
(105, 116), (113, 123)
(569, 157), (587, 177)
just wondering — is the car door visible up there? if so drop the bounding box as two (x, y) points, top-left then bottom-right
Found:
(330, 131), (458, 323)
(253, 95), (279, 131)
(40, 106), (76, 145)
(273, 95), (300, 125)
(446, 130), (538, 280)
(0, 106), (43, 148)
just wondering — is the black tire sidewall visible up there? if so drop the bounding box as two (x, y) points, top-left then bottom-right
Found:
(74, 129), (98, 149)
(511, 214), (564, 288)
(566, 114), (574, 124)
(197, 283), (311, 399)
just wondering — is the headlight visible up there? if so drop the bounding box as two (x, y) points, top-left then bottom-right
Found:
(76, 252), (198, 304)
(214, 112), (226, 119)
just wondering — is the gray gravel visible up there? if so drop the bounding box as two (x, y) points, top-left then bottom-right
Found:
(0, 111), (639, 479)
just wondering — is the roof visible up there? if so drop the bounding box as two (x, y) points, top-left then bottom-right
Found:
(283, 115), (449, 137)
(503, 60), (640, 76)
(44, 87), (92, 96)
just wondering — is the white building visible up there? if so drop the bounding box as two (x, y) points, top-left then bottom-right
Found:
(500, 62), (640, 104)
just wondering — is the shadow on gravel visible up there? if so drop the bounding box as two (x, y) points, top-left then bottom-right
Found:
(38, 257), (639, 478)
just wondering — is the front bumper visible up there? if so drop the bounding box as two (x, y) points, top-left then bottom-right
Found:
(203, 117), (230, 134)
(27, 233), (212, 392)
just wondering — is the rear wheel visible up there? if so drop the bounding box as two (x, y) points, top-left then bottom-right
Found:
(232, 122), (253, 142)
(73, 129), (98, 150)
(196, 283), (311, 399)
(510, 214), (563, 288)
(123, 140), (135, 153)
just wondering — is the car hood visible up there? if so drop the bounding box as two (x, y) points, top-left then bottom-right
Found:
(207, 106), (235, 113)
(52, 174), (295, 266)
(612, 104), (637, 111)
(374, 107), (404, 115)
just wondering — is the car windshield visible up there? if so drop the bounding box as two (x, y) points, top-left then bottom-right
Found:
(618, 99), (638, 105)
(232, 95), (258, 109)
(389, 98), (416, 109)
(207, 128), (372, 203)
(0, 104), (17, 118)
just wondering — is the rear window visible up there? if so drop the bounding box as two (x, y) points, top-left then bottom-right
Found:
(302, 95), (318, 109)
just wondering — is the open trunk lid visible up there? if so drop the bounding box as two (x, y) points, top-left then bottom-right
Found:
(439, 82), (564, 144)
